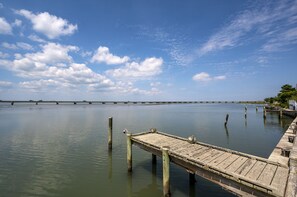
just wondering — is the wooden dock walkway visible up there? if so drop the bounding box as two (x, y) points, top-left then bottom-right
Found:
(129, 130), (291, 197)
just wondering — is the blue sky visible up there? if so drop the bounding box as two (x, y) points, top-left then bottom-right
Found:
(0, 0), (297, 101)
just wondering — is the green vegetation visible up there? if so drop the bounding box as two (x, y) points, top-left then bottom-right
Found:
(264, 84), (297, 108)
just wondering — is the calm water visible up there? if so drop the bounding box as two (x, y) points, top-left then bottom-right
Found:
(0, 103), (293, 197)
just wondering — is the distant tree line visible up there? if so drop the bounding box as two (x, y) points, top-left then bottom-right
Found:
(264, 84), (297, 108)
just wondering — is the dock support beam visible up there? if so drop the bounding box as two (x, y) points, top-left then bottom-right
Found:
(152, 154), (157, 164)
(162, 146), (170, 197)
(108, 117), (113, 150)
(189, 172), (196, 184)
(127, 133), (132, 172)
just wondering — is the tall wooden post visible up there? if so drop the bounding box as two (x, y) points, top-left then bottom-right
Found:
(127, 133), (132, 172)
(224, 114), (229, 127)
(108, 117), (113, 150)
(279, 109), (283, 119)
(162, 146), (170, 197)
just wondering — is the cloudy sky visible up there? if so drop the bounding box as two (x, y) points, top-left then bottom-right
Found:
(0, 0), (297, 101)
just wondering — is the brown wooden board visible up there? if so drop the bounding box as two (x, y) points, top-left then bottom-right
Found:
(235, 159), (257, 176)
(209, 152), (232, 166)
(226, 156), (248, 173)
(245, 161), (267, 180)
(270, 167), (289, 196)
(257, 164), (277, 186)
(201, 150), (225, 164)
(217, 154), (240, 170)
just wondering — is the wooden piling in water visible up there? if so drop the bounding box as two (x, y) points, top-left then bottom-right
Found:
(108, 117), (113, 150)
(127, 133), (132, 172)
(162, 146), (170, 197)
(224, 114), (229, 126)
(263, 107), (267, 119)
(279, 109), (283, 119)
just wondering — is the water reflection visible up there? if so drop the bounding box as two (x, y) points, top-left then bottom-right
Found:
(0, 104), (292, 197)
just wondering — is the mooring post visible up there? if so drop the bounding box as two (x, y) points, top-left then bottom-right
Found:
(108, 117), (113, 150)
(224, 114), (229, 126)
(263, 107), (267, 119)
(279, 109), (283, 119)
(127, 133), (132, 172)
(162, 146), (170, 197)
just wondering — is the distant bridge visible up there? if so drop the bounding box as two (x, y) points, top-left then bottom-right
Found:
(0, 100), (264, 105)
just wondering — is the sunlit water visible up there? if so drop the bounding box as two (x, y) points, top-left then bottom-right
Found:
(0, 103), (293, 197)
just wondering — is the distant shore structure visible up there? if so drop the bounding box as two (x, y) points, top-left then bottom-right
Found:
(0, 100), (265, 106)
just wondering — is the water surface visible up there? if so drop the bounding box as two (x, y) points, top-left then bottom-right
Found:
(0, 103), (292, 197)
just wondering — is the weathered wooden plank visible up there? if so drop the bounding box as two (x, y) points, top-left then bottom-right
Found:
(217, 154), (240, 170)
(182, 145), (204, 157)
(173, 143), (195, 153)
(270, 166), (289, 196)
(209, 152), (232, 166)
(190, 147), (211, 158)
(152, 137), (178, 147)
(196, 149), (219, 161)
(235, 159), (257, 176)
(257, 164), (277, 186)
(168, 141), (188, 150)
(245, 161), (266, 180)
(175, 144), (202, 155)
(226, 156), (248, 173)
(201, 150), (225, 163)
(148, 135), (171, 145)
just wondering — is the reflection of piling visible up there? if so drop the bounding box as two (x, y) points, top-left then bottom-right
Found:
(108, 151), (112, 179)
(224, 114), (229, 127)
(263, 107), (267, 119)
(108, 117), (113, 150)
(162, 146), (170, 197)
(256, 107), (258, 112)
(127, 133), (132, 172)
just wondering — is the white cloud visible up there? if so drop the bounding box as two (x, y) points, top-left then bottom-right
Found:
(193, 72), (226, 82)
(0, 81), (13, 87)
(91, 46), (130, 65)
(2, 42), (33, 50)
(0, 51), (9, 58)
(12, 19), (22, 27)
(0, 42), (116, 93)
(28, 34), (46, 43)
(262, 27), (297, 52)
(139, 26), (191, 66)
(0, 17), (12, 35)
(106, 57), (163, 78)
(16, 9), (77, 39)
(2, 42), (17, 50)
(197, 1), (297, 56)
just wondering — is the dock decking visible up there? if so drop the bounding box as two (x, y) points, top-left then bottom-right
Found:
(130, 131), (291, 197)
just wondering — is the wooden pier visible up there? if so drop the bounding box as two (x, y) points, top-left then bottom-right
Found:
(127, 123), (297, 197)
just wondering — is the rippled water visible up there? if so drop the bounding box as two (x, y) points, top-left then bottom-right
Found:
(0, 103), (292, 197)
